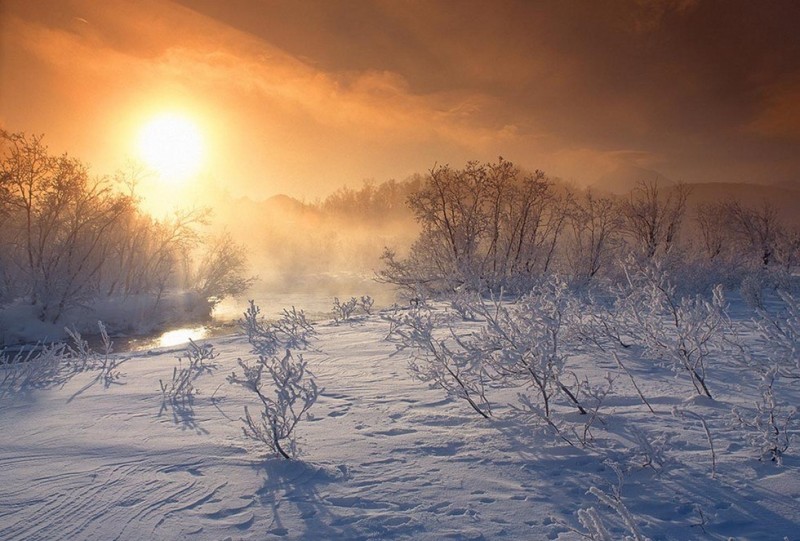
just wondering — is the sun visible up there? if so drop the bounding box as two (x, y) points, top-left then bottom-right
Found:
(137, 113), (204, 183)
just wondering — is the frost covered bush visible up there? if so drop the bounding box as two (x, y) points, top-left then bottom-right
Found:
(359, 295), (374, 315)
(331, 295), (376, 323)
(448, 289), (481, 321)
(731, 368), (796, 463)
(332, 297), (358, 323)
(193, 232), (256, 304)
(755, 290), (799, 376)
(0, 343), (70, 396)
(159, 339), (218, 407)
(562, 464), (651, 541)
(229, 349), (320, 459)
(475, 278), (586, 419)
(240, 300), (316, 356)
(65, 322), (123, 385)
(1, 321), (123, 395)
(616, 262), (728, 399)
(385, 305), (492, 419)
(385, 278), (588, 425)
(230, 301), (321, 459)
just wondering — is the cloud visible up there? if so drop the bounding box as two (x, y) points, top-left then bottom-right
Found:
(747, 79), (800, 140)
(3, 0), (799, 197)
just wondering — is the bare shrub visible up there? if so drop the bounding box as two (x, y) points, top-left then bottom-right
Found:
(229, 349), (320, 459)
(230, 301), (321, 459)
(385, 305), (492, 419)
(731, 367), (796, 463)
(159, 339), (218, 407)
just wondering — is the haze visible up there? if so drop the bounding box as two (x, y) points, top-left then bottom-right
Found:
(2, 0), (799, 203)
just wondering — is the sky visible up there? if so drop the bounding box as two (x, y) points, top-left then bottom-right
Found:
(1, 0), (799, 202)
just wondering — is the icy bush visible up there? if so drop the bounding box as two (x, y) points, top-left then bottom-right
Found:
(332, 297), (359, 323)
(331, 295), (376, 324)
(240, 300), (316, 356)
(448, 289), (481, 321)
(0, 343), (70, 396)
(616, 262), (728, 399)
(159, 339), (218, 407)
(385, 305), (492, 419)
(562, 463), (651, 541)
(755, 290), (799, 376)
(65, 322), (123, 385)
(272, 306), (317, 351)
(1, 321), (124, 396)
(731, 367), (796, 463)
(474, 279), (586, 419)
(230, 301), (321, 459)
(229, 349), (320, 459)
(359, 295), (374, 315)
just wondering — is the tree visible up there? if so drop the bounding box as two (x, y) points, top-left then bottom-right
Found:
(193, 232), (255, 304)
(566, 191), (622, 282)
(0, 131), (131, 321)
(0, 130), (249, 327)
(620, 180), (690, 260)
(381, 158), (568, 295)
(723, 199), (783, 268)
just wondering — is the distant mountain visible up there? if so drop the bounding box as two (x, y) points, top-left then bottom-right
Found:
(589, 164), (674, 195)
(685, 182), (800, 226)
(260, 194), (310, 215)
(769, 179), (800, 192)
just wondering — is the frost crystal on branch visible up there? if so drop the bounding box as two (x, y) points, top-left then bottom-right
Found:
(229, 349), (320, 459)
(384, 305), (492, 419)
(231, 301), (321, 459)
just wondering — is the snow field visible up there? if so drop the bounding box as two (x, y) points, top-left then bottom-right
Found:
(1, 309), (799, 540)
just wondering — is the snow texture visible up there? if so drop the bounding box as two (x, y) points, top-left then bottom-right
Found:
(1, 301), (799, 540)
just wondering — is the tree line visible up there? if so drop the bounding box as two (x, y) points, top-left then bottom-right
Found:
(0, 131), (252, 325)
(378, 158), (799, 298)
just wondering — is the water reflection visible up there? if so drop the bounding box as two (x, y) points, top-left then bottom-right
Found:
(157, 326), (209, 348)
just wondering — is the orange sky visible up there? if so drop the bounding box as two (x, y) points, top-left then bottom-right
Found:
(1, 0), (799, 200)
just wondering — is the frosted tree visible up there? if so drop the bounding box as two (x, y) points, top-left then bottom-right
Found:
(732, 367), (796, 463)
(619, 180), (689, 261)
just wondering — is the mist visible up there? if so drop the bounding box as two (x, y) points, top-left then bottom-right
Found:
(204, 178), (422, 320)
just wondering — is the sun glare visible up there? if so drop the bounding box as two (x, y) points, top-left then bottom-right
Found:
(137, 113), (204, 183)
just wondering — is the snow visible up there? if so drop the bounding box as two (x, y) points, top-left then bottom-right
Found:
(1, 304), (799, 540)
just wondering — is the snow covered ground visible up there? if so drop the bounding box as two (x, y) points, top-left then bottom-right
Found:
(1, 304), (798, 540)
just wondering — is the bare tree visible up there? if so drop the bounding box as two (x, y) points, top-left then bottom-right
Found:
(723, 200), (783, 268)
(695, 202), (730, 262)
(620, 180), (690, 260)
(383, 158), (568, 295)
(567, 191), (622, 282)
